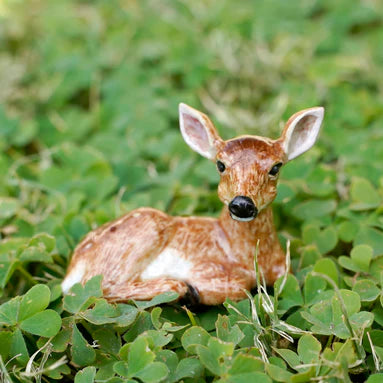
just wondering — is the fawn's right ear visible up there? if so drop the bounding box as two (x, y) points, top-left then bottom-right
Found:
(179, 103), (223, 160)
(280, 107), (324, 161)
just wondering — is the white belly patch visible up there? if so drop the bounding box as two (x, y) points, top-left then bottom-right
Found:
(61, 260), (86, 293)
(141, 249), (193, 281)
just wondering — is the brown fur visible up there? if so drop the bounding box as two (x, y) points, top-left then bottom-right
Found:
(63, 105), (323, 305)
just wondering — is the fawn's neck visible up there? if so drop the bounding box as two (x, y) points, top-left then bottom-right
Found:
(219, 205), (275, 237)
(218, 205), (285, 284)
(218, 205), (277, 265)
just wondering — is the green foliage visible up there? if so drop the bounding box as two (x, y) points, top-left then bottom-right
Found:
(1, 0), (383, 381)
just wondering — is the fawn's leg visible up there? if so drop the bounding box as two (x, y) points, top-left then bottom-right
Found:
(192, 277), (251, 305)
(103, 278), (189, 302)
(191, 263), (255, 305)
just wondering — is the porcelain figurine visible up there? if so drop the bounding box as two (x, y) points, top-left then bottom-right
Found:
(62, 104), (324, 305)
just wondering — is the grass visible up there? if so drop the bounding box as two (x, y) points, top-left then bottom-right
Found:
(1, 0), (383, 381)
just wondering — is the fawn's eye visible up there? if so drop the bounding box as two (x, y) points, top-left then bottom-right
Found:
(216, 160), (226, 173)
(269, 162), (282, 177)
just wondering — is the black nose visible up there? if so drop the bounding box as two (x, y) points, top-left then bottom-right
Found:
(229, 196), (258, 220)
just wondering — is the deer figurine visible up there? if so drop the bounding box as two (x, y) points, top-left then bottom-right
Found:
(62, 104), (324, 305)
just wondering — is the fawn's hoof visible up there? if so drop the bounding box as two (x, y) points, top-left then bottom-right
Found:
(182, 283), (201, 308)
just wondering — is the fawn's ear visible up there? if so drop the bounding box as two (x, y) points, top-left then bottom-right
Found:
(280, 107), (324, 161)
(179, 103), (223, 160)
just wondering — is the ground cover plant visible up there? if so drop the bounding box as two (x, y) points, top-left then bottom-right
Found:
(1, 0), (383, 381)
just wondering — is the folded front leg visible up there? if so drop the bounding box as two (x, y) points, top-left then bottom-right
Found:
(190, 263), (255, 305)
(192, 276), (252, 305)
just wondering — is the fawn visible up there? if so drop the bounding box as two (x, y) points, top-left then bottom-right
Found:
(62, 104), (324, 305)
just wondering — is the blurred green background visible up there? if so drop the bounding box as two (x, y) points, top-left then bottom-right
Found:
(1, 0), (383, 381)
(2, 0), (383, 294)
(2, 0), (383, 258)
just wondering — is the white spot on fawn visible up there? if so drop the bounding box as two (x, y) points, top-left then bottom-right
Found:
(61, 260), (86, 293)
(84, 242), (93, 250)
(141, 249), (192, 281)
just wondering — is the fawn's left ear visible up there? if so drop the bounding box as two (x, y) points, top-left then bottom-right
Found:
(179, 103), (223, 160)
(280, 107), (324, 161)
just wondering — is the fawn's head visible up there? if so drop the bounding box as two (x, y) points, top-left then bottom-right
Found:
(179, 103), (324, 221)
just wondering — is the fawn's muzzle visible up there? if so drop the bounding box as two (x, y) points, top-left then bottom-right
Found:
(229, 196), (258, 221)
